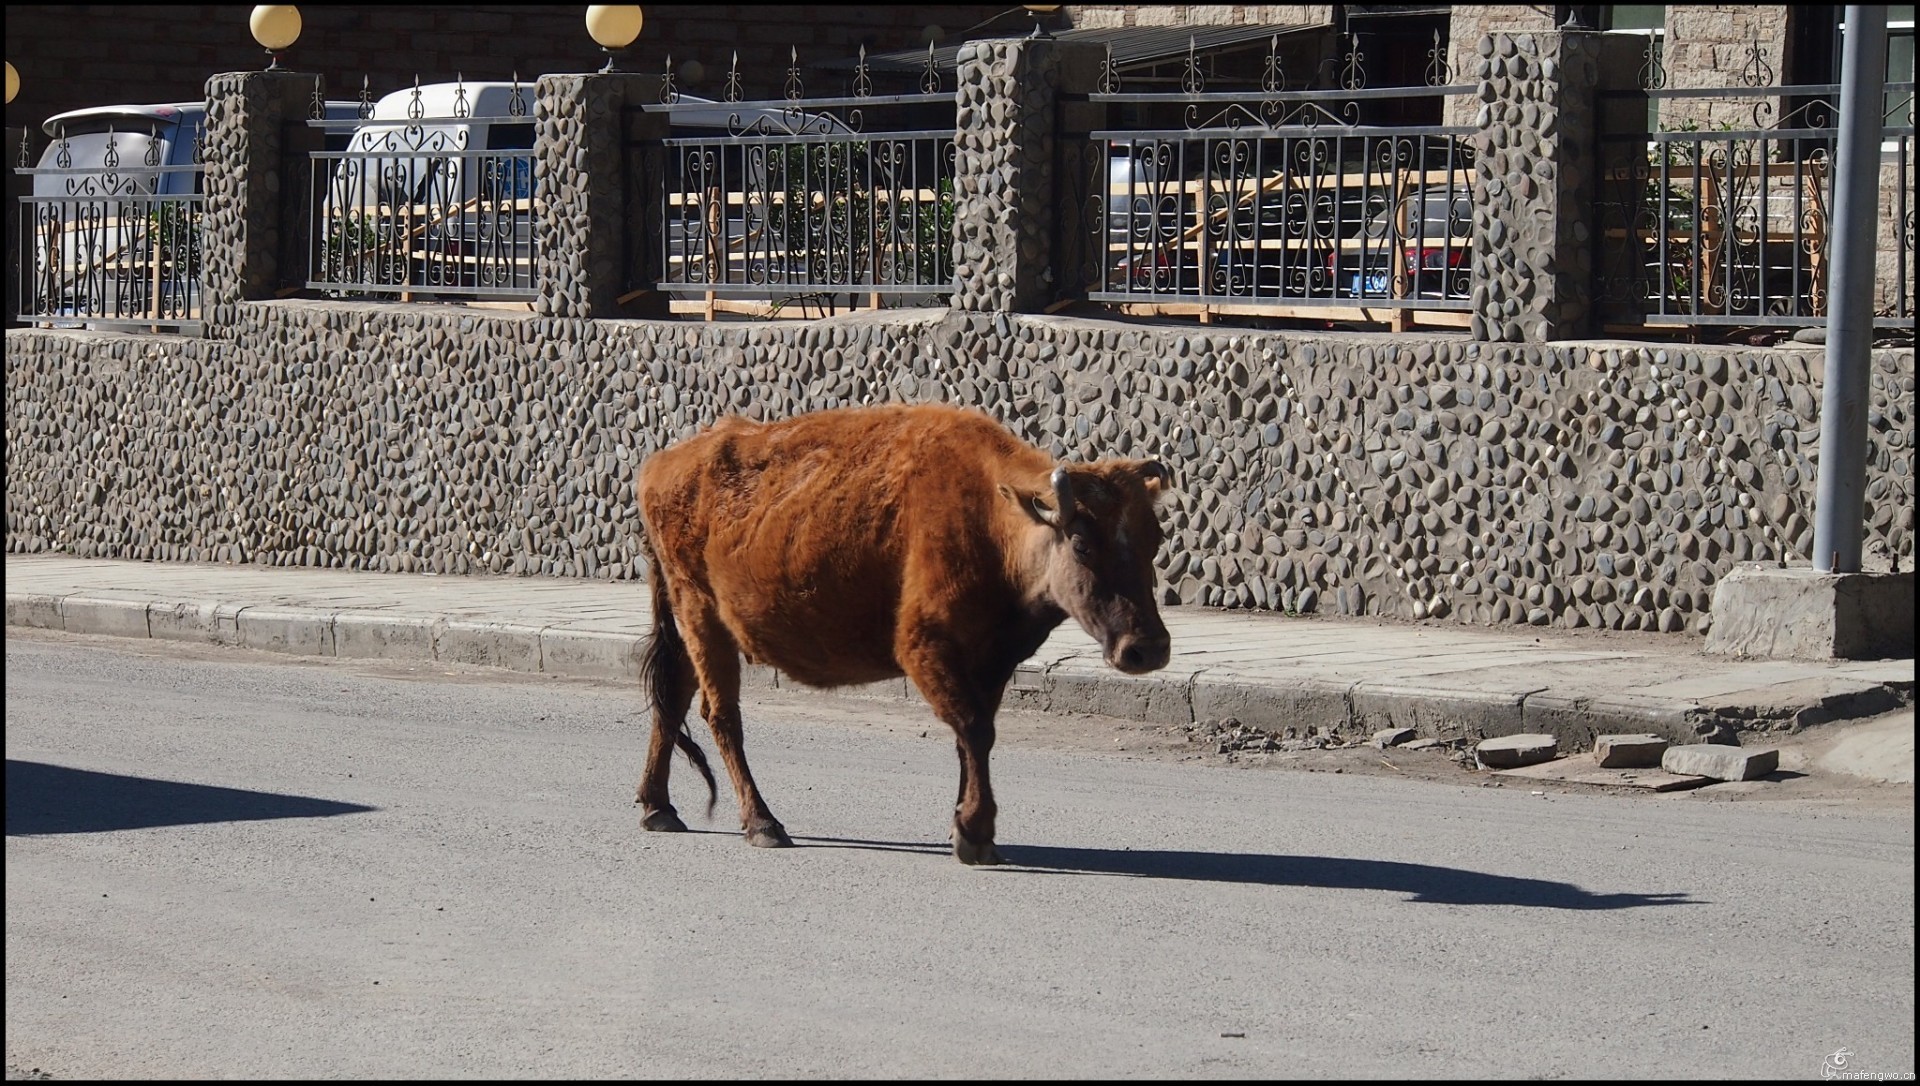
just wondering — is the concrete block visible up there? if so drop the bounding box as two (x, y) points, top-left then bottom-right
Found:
(1521, 691), (1693, 750)
(1192, 677), (1351, 735)
(1706, 567), (1914, 660)
(1594, 733), (1669, 768)
(438, 620), (543, 672)
(1046, 667), (1195, 725)
(148, 600), (222, 643)
(236, 607), (334, 656)
(6, 594), (65, 630)
(1373, 727), (1417, 749)
(208, 603), (246, 645)
(1352, 685), (1530, 738)
(1475, 733), (1558, 769)
(332, 613), (438, 663)
(1001, 662), (1049, 713)
(541, 627), (642, 682)
(1661, 743), (1780, 781)
(60, 596), (152, 639)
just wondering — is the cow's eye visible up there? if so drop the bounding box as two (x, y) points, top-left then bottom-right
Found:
(1070, 534), (1093, 560)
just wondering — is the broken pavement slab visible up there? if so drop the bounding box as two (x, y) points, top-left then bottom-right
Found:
(1373, 727), (1417, 749)
(1594, 733), (1669, 768)
(1493, 753), (1712, 792)
(1475, 733), (1558, 769)
(1661, 743), (1782, 782)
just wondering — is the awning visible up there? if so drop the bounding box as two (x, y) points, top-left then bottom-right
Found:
(822, 23), (1321, 74)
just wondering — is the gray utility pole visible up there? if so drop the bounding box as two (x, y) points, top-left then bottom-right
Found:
(1812, 5), (1890, 573)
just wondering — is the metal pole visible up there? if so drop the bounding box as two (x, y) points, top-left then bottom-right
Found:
(1812, 6), (1889, 573)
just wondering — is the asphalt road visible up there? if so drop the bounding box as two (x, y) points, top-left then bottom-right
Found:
(6, 630), (1915, 1079)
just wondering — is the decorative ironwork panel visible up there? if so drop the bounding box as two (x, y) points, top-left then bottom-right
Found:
(1074, 75), (1474, 315)
(14, 125), (205, 331)
(303, 78), (538, 300)
(637, 49), (957, 309)
(1595, 80), (1914, 331)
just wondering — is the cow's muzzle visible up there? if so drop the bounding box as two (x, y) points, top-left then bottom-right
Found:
(1107, 631), (1171, 674)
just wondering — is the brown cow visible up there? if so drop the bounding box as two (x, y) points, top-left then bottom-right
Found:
(634, 403), (1172, 865)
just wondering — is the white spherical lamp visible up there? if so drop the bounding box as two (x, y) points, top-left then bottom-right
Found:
(250, 6), (302, 69)
(586, 6), (644, 72)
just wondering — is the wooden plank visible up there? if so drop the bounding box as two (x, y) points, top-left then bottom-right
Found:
(1112, 300), (1471, 327)
(1106, 167), (1470, 198)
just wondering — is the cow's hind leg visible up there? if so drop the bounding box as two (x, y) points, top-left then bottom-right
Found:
(636, 561), (717, 833)
(678, 604), (792, 849)
(637, 641), (696, 833)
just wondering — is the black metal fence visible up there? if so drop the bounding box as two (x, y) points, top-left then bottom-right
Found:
(1059, 34), (1476, 330)
(1595, 40), (1914, 333)
(632, 51), (957, 318)
(304, 80), (539, 300)
(13, 127), (205, 332)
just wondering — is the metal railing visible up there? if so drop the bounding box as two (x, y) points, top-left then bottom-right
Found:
(1061, 33), (1477, 329)
(1595, 38), (1914, 332)
(304, 80), (538, 300)
(14, 128), (204, 332)
(634, 48), (957, 317)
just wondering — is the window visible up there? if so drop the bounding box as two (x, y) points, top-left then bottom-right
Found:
(1836, 6), (1916, 153)
(1878, 7), (1917, 141)
(1606, 5), (1666, 128)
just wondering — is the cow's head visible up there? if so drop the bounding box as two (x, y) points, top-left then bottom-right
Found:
(1003, 459), (1173, 675)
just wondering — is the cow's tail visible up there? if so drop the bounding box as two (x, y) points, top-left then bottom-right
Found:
(638, 547), (719, 818)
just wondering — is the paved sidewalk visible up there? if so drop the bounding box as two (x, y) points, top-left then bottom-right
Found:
(5, 554), (1912, 752)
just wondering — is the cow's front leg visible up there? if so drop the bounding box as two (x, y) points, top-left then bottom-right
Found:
(948, 715), (1001, 866)
(902, 637), (1003, 865)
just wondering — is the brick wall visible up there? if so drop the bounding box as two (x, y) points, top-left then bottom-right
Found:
(1658, 5), (1793, 130)
(3, 4), (1007, 130)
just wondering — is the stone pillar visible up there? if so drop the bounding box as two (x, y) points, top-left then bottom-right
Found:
(1469, 31), (1602, 343)
(951, 38), (1102, 315)
(533, 73), (667, 320)
(199, 70), (322, 323)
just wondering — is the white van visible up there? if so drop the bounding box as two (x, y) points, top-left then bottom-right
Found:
(315, 82), (537, 295)
(21, 99), (358, 328)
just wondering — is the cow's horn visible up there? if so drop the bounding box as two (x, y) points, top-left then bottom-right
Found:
(1049, 466), (1074, 527)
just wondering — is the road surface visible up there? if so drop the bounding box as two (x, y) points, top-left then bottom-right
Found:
(6, 630), (1914, 1078)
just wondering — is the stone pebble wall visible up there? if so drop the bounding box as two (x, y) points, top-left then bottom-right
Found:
(6, 305), (1912, 635)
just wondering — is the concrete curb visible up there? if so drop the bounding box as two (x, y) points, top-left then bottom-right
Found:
(8, 588), (1913, 753)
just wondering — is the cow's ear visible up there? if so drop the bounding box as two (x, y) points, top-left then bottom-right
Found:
(1137, 460), (1172, 500)
(999, 482), (1057, 526)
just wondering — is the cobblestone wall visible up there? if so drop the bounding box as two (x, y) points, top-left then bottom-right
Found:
(6, 307), (1911, 635)
(6, 33), (1913, 638)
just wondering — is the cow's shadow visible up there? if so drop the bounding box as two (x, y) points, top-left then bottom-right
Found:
(793, 835), (1698, 910)
(5, 760), (376, 836)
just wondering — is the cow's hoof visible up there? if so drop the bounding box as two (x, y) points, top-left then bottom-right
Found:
(951, 829), (1003, 866)
(641, 808), (688, 833)
(745, 822), (792, 848)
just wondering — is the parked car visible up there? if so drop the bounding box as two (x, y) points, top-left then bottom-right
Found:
(1330, 184), (1472, 299)
(22, 99), (358, 327)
